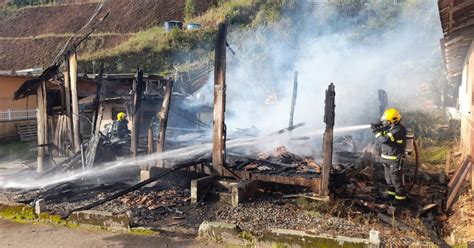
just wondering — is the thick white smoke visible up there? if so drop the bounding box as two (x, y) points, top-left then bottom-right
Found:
(191, 0), (443, 136)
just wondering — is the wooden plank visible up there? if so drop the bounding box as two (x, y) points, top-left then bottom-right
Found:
(69, 51), (80, 153)
(156, 80), (173, 167)
(448, 155), (471, 190)
(131, 68), (144, 158)
(447, 162), (471, 209)
(212, 23), (228, 176)
(321, 83), (335, 196)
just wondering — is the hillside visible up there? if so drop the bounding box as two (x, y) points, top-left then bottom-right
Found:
(0, 0), (216, 70)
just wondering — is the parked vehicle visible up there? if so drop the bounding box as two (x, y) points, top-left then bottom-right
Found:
(186, 23), (202, 30)
(164, 20), (183, 31)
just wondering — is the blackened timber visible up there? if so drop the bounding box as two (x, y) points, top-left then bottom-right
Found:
(321, 83), (335, 196)
(131, 68), (144, 158)
(212, 23), (227, 176)
(63, 159), (210, 219)
(69, 51), (80, 153)
(92, 63), (104, 135)
(156, 80), (173, 167)
(289, 71), (298, 130)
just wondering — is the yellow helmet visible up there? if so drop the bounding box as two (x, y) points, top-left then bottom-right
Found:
(381, 108), (401, 124)
(117, 112), (126, 121)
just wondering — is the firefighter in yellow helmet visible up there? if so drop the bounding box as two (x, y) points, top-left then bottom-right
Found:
(371, 108), (407, 204)
(114, 112), (130, 139)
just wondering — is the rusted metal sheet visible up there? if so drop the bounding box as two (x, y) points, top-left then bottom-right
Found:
(321, 83), (335, 196)
(212, 23), (228, 176)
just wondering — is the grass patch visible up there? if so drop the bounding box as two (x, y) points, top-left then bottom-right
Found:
(419, 145), (451, 165)
(129, 227), (157, 236)
(0, 138), (36, 162)
(79, 27), (216, 74)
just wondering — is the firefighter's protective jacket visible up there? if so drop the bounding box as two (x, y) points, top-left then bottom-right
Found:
(375, 123), (407, 160)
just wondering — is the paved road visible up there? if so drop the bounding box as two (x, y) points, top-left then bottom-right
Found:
(0, 219), (217, 248)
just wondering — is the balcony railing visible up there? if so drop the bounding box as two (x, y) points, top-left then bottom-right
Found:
(0, 109), (37, 121)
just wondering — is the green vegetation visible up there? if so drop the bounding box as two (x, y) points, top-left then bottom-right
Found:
(0, 138), (36, 161)
(184, 0), (197, 22)
(79, 27), (216, 74)
(419, 145), (450, 165)
(129, 227), (157, 236)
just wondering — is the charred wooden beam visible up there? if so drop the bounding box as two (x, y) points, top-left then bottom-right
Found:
(69, 51), (81, 153)
(64, 159), (209, 219)
(37, 81), (49, 172)
(212, 23), (228, 176)
(131, 68), (144, 158)
(92, 63), (104, 135)
(289, 71), (298, 130)
(156, 80), (174, 167)
(321, 83), (335, 196)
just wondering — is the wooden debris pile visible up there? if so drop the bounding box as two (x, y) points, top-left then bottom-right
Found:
(228, 146), (322, 176)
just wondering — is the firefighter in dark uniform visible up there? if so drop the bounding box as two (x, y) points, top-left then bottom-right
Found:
(114, 112), (130, 139)
(372, 108), (407, 203)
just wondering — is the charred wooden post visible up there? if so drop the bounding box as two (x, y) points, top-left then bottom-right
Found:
(69, 51), (81, 153)
(289, 71), (298, 130)
(212, 23), (228, 176)
(321, 83), (335, 196)
(156, 80), (173, 167)
(37, 81), (49, 172)
(92, 63), (104, 135)
(131, 68), (144, 158)
(63, 66), (73, 155)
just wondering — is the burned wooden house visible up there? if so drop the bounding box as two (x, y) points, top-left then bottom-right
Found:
(13, 63), (213, 173)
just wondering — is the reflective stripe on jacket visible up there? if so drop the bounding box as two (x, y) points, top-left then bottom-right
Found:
(375, 123), (406, 160)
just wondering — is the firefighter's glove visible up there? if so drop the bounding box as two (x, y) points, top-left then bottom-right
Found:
(371, 122), (383, 133)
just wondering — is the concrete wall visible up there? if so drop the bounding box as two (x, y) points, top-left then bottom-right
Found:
(0, 75), (37, 139)
(458, 41), (474, 158)
(0, 120), (36, 139)
(0, 75), (37, 111)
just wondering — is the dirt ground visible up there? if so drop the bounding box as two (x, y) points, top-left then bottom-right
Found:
(0, 218), (217, 248)
(0, 0), (217, 69)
